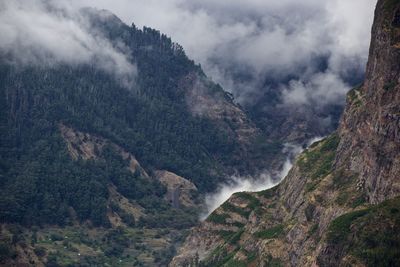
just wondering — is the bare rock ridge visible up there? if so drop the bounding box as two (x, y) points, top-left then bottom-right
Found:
(170, 1), (400, 266)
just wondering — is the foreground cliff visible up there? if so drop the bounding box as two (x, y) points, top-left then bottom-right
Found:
(171, 0), (400, 266)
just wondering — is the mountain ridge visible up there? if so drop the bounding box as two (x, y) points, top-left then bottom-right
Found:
(0, 6), (290, 266)
(170, 1), (400, 266)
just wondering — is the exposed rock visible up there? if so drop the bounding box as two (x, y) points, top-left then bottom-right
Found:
(335, 0), (400, 204)
(154, 170), (198, 208)
(182, 73), (260, 144)
(59, 123), (149, 178)
(180, 73), (286, 176)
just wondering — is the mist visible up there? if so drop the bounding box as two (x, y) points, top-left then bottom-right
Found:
(0, 0), (136, 86)
(70, 0), (376, 108)
(1, 0), (376, 122)
(201, 141), (306, 219)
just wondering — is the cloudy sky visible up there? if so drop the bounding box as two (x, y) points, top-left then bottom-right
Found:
(1, 0), (377, 106)
(72, 0), (377, 106)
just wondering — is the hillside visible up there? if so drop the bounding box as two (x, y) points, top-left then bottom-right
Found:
(171, 0), (400, 266)
(0, 7), (284, 266)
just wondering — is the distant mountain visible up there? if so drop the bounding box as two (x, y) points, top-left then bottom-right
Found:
(171, 1), (400, 266)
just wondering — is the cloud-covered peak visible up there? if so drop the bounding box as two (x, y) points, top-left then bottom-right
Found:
(0, 0), (136, 86)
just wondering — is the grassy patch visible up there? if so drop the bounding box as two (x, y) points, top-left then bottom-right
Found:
(221, 202), (250, 218)
(254, 224), (285, 239)
(335, 191), (350, 206)
(207, 213), (231, 224)
(217, 229), (244, 245)
(308, 223), (319, 237)
(263, 254), (283, 267)
(347, 85), (363, 107)
(233, 192), (261, 211)
(327, 209), (370, 244)
(217, 230), (236, 242)
(298, 134), (340, 192)
(325, 197), (400, 266)
(257, 186), (278, 199)
(246, 251), (257, 263)
(207, 247), (241, 267)
(228, 229), (244, 245)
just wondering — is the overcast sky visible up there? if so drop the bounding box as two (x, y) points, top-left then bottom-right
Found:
(1, 0), (377, 105)
(71, 0), (377, 106)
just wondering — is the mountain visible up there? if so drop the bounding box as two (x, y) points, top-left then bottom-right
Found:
(171, 0), (400, 266)
(0, 7), (286, 266)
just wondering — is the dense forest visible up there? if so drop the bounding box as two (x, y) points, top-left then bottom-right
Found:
(0, 9), (266, 228)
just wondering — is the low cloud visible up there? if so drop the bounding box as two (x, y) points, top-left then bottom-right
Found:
(281, 72), (350, 106)
(0, 0), (136, 86)
(73, 0), (376, 108)
(3, 0), (376, 107)
(200, 141), (306, 219)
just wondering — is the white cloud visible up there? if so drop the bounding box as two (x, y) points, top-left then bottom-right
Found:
(200, 141), (305, 219)
(0, 0), (136, 86)
(281, 72), (350, 106)
(0, 0), (377, 107)
(70, 0), (376, 105)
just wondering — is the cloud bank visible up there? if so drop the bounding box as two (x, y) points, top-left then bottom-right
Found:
(0, 0), (136, 85)
(1, 0), (376, 107)
(201, 141), (305, 219)
(72, 0), (376, 107)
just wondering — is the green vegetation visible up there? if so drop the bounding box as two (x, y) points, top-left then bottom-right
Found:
(0, 13), (244, 227)
(0, 224), (181, 267)
(221, 202), (250, 218)
(203, 246), (241, 267)
(216, 229), (244, 245)
(206, 213), (231, 224)
(347, 85), (363, 107)
(324, 197), (400, 266)
(0, 13), (252, 265)
(257, 186), (278, 199)
(233, 192), (261, 210)
(263, 254), (283, 267)
(308, 223), (319, 237)
(228, 229), (245, 245)
(217, 230), (236, 242)
(298, 134), (340, 192)
(254, 224), (285, 239)
(327, 209), (369, 244)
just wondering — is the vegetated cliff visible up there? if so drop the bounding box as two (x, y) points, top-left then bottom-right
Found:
(170, 1), (400, 266)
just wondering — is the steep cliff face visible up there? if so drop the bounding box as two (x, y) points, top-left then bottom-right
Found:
(171, 1), (400, 266)
(336, 0), (400, 204)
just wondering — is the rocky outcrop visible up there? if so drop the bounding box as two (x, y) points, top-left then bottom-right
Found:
(60, 123), (149, 178)
(154, 171), (198, 208)
(182, 73), (260, 145)
(170, 1), (400, 266)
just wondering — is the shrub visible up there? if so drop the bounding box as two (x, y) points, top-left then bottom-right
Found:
(327, 209), (369, 244)
(255, 224), (285, 239)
